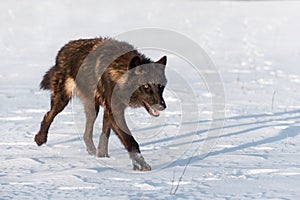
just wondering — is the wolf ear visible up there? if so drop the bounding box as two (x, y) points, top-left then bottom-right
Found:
(156, 56), (167, 66)
(129, 56), (142, 70)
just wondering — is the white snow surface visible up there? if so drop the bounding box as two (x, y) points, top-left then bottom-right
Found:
(1, 1), (300, 199)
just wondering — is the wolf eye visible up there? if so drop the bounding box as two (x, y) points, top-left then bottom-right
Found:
(144, 84), (149, 89)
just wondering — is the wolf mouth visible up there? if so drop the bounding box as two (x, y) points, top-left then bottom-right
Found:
(143, 101), (160, 117)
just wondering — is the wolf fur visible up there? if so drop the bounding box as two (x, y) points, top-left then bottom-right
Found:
(35, 38), (167, 171)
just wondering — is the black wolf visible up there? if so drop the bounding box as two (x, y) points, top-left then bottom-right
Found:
(35, 38), (167, 171)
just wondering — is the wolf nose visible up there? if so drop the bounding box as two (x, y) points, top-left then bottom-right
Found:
(152, 103), (165, 111)
(160, 100), (166, 110)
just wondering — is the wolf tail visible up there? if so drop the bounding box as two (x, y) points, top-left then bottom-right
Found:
(40, 66), (56, 90)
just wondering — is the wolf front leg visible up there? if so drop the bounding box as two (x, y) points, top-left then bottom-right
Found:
(82, 98), (99, 156)
(97, 108), (111, 157)
(110, 109), (151, 171)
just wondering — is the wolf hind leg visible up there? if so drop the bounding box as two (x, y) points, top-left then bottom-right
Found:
(97, 108), (111, 157)
(82, 97), (99, 156)
(35, 93), (70, 146)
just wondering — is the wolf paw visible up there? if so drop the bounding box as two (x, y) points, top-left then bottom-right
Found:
(130, 152), (151, 171)
(133, 161), (151, 171)
(34, 132), (47, 146)
(97, 134), (109, 157)
(96, 149), (109, 158)
(86, 146), (97, 156)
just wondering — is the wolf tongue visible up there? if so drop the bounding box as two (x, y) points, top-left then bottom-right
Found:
(150, 106), (160, 117)
(143, 101), (160, 117)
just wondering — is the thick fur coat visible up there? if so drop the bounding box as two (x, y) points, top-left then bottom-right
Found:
(35, 38), (167, 171)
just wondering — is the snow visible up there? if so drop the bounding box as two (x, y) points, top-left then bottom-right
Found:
(1, 0), (300, 199)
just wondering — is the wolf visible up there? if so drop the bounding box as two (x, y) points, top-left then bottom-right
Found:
(34, 37), (167, 171)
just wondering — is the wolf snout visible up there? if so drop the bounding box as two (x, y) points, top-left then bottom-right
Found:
(153, 101), (166, 111)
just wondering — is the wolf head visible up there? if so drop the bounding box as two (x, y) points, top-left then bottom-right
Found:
(128, 56), (167, 117)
